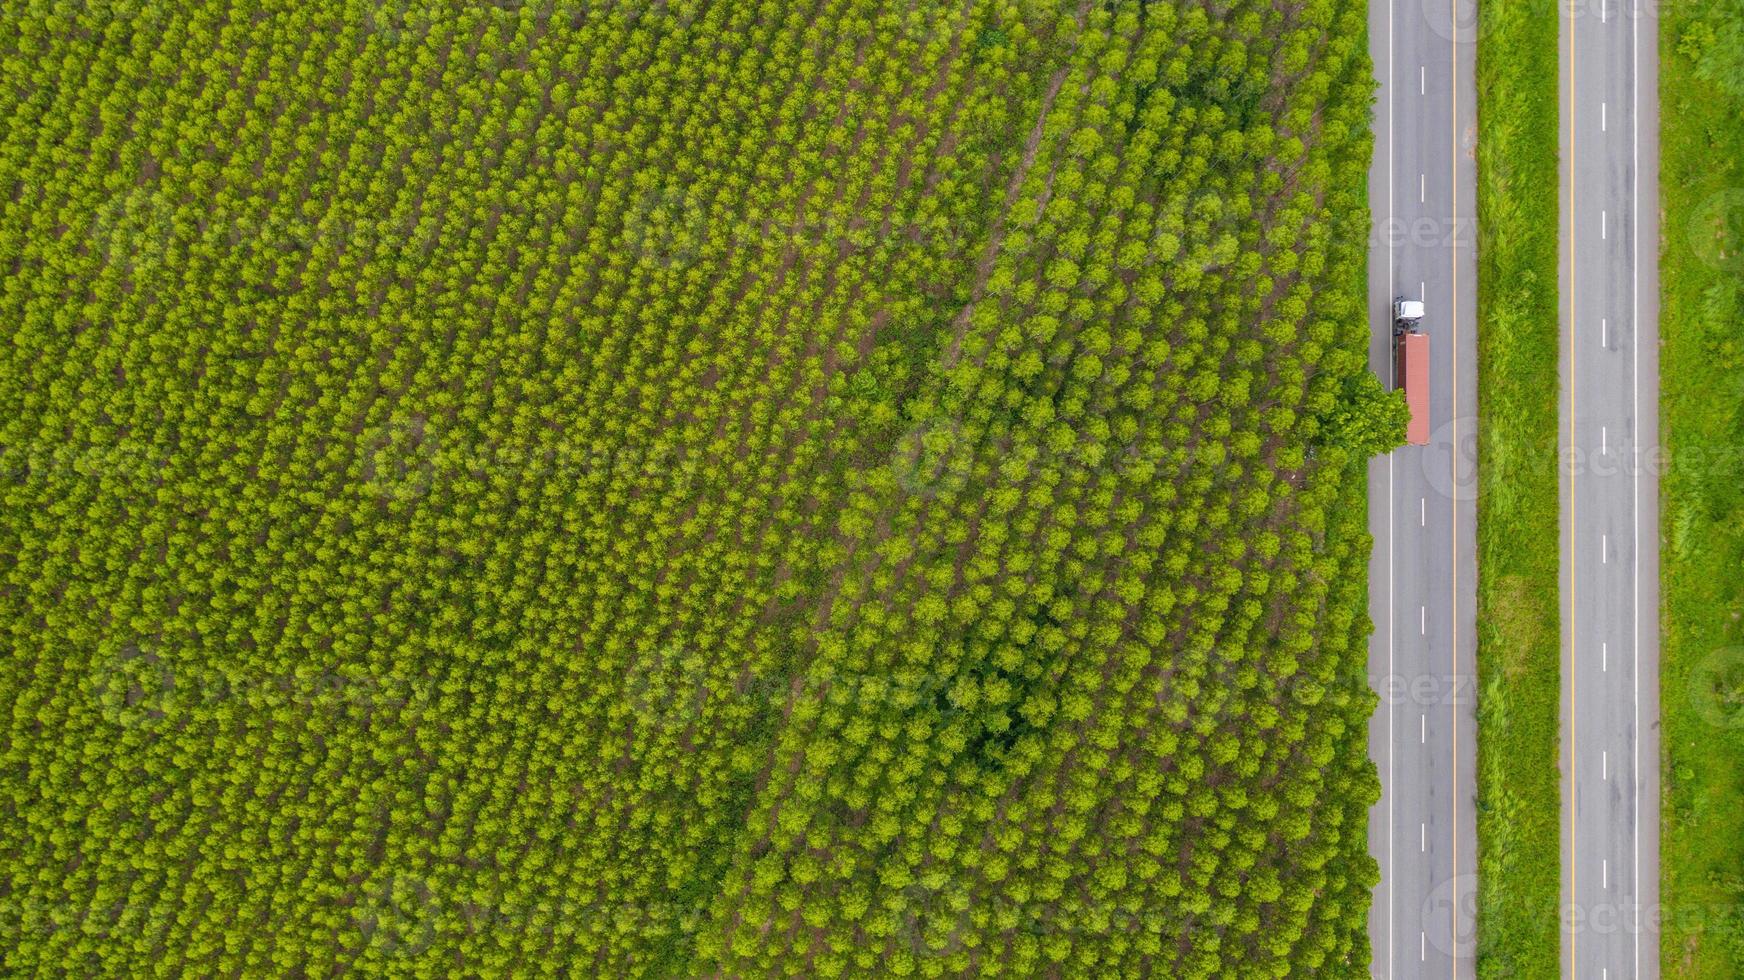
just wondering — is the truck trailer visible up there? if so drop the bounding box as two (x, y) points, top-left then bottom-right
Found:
(1394, 299), (1429, 446)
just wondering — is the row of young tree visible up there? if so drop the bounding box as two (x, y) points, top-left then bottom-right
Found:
(0, 0), (1382, 975)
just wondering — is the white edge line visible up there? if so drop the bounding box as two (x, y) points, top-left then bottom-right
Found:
(1386, 0), (1395, 972)
(1631, 0), (1642, 972)
(1381, 444), (1395, 976)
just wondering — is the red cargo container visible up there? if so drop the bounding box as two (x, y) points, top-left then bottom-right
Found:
(1396, 330), (1430, 445)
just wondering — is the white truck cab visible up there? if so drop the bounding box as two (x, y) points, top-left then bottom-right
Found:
(1392, 297), (1430, 445)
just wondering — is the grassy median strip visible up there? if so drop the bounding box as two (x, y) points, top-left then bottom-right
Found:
(1660, 5), (1744, 976)
(1473, 1), (1562, 976)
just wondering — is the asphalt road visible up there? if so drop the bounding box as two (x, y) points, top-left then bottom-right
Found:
(1561, 0), (1661, 976)
(1365, 1), (1479, 976)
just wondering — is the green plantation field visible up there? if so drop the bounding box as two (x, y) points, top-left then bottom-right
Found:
(1661, 1), (1744, 975)
(0, 0), (1389, 975)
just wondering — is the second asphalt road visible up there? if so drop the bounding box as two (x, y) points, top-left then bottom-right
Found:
(1561, 0), (1661, 976)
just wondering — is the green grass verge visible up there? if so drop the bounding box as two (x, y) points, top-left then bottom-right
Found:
(1473, 1), (1562, 976)
(1660, 5), (1744, 976)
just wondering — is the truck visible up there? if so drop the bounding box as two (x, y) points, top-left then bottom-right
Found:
(1394, 298), (1429, 446)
